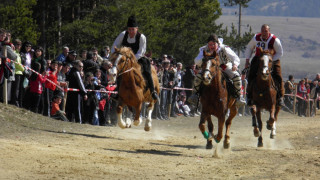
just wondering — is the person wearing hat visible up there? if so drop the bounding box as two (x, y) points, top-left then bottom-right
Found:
(190, 34), (246, 106)
(111, 15), (159, 101)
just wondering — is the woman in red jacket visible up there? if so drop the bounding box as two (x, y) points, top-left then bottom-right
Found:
(29, 62), (47, 113)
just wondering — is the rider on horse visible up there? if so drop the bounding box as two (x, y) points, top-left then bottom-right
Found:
(111, 15), (159, 101)
(190, 34), (246, 106)
(245, 24), (284, 107)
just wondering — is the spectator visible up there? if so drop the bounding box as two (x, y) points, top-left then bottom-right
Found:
(297, 79), (307, 117)
(44, 60), (59, 117)
(177, 94), (191, 117)
(183, 63), (197, 116)
(65, 50), (77, 66)
(11, 39), (25, 107)
(83, 72), (99, 125)
(50, 95), (69, 121)
(77, 49), (87, 61)
(28, 62), (47, 113)
(65, 60), (87, 123)
(56, 46), (69, 63)
(101, 46), (111, 60)
(160, 59), (174, 120)
(91, 47), (104, 65)
(0, 33), (16, 103)
(83, 51), (100, 74)
(56, 62), (71, 110)
(284, 75), (295, 110)
(170, 62), (184, 118)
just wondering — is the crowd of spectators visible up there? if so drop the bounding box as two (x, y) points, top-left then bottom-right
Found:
(0, 28), (202, 126)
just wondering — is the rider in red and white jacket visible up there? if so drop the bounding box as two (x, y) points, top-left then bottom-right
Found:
(244, 24), (284, 106)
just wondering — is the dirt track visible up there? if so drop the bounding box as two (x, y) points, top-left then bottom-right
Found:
(0, 104), (320, 179)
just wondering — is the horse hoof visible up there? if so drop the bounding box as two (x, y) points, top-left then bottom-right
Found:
(144, 126), (151, 131)
(223, 142), (230, 149)
(253, 128), (260, 137)
(270, 134), (276, 139)
(257, 142), (263, 147)
(214, 135), (221, 143)
(133, 119), (142, 126)
(266, 121), (272, 130)
(206, 140), (213, 149)
(118, 122), (126, 129)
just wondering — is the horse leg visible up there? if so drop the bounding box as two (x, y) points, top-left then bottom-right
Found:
(251, 106), (260, 137)
(133, 104), (142, 127)
(199, 113), (212, 149)
(206, 115), (214, 149)
(214, 115), (225, 144)
(256, 108), (263, 147)
(224, 103), (237, 149)
(269, 106), (280, 139)
(144, 102), (154, 131)
(116, 103), (127, 129)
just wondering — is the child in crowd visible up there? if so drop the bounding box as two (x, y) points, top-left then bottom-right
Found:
(50, 95), (68, 121)
(83, 72), (100, 125)
(28, 62), (47, 113)
(177, 94), (191, 117)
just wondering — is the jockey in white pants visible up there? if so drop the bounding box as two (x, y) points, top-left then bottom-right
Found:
(191, 34), (246, 106)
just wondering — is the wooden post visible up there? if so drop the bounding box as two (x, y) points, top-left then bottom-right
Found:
(2, 46), (8, 105)
(293, 85), (297, 114)
(62, 82), (69, 112)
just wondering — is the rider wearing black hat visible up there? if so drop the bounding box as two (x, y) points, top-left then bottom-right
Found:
(111, 15), (159, 101)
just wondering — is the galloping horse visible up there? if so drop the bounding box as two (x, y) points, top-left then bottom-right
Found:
(250, 48), (280, 147)
(199, 51), (238, 149)
(109, 47), (160, 131)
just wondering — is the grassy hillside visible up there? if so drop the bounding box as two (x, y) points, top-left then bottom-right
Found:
(217, 15), (320, 80)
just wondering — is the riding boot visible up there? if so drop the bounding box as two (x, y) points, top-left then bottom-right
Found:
(232, 75), (246, 106)
(187, 73), (202, 106)
(146, 74), (159, 101)
(272, 60), (285, 107)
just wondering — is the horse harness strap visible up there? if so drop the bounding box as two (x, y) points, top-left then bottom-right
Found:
(118, 67), (134, 76)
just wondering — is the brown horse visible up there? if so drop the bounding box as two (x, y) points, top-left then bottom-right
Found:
(250, 48), (280, 147)
(108, 47), (160, 131)
(199, 51), (238, 150)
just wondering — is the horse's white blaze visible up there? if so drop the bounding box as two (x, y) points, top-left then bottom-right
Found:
(203, 60), (212, 84)
(117, 113), (126, 129)
(109, 67), (117, 83)
(262, 55), (269, 75)
(109, 54), (122, 83)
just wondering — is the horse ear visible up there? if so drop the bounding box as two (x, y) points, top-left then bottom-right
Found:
(114, 47), (120, 53)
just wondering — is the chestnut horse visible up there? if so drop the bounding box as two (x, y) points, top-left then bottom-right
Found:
(199, 51), (238, 149)
(250, 48), (280, 147)
(109, 47), (160, 131)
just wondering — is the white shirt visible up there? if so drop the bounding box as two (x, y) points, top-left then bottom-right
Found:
(194, 44), (240, 67)
(111, 30), (147, 60)
(244, 33), (283, 61)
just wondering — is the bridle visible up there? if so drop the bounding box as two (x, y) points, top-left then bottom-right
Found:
(203, 57), (219, 80)
(112, 53), (133, 77)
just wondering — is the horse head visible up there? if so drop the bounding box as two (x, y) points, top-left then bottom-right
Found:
(109, 47), (136, 83)
(201, 50), (219, 85)
(258, 47), (274, 81)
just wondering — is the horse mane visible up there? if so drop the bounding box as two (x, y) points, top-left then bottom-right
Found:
(118, 47), (141, 69)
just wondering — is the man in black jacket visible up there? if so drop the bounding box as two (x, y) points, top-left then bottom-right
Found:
(65, 60), (87, 123)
